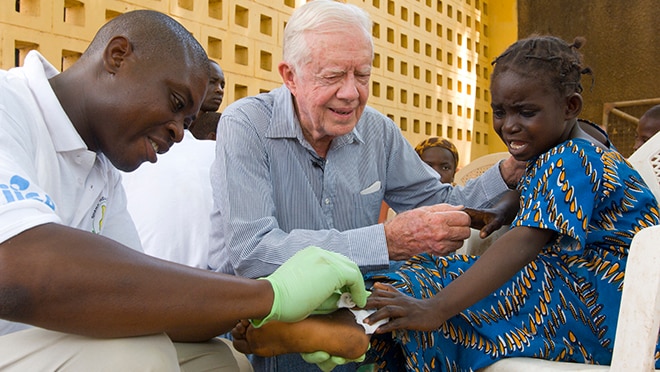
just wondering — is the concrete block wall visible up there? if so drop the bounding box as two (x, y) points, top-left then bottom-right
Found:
(1, 0), (510, 166)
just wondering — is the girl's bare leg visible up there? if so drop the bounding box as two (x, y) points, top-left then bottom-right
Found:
(231, 309), (370, 360)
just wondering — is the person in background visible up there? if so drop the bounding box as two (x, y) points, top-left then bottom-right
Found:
(633, 104), (660, 152)
(191, 111), (222, 140)
(0, 9), (367, 371)
(414, 136), (459, 185)
(381, 135), (461, 223)
(229, 34), (660, 371)
(189, 59), (225, 140)
(210, 0), (524, 370)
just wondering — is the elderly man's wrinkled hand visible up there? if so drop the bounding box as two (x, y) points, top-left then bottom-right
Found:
(499, 156), (526, 189)
(384, 204), (471, 260)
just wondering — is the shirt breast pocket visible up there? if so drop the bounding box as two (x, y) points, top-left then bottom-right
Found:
(352, 181), (383, 225)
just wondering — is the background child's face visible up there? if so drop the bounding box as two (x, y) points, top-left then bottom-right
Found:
(633, 113), (660, 151)
(420, 147), (457, 184)
(490, 70), (573, 161)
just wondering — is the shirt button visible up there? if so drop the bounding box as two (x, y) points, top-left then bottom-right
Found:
(324, 198), (330, 205)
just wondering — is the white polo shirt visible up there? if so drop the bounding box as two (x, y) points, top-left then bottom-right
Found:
(0, 51), (141, 335)
(121, 130), (217, 269)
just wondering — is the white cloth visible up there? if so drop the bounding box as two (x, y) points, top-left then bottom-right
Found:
(337, 292), (388, 335)
(0, 51), (142, 336)
(121, 131), (216, 268)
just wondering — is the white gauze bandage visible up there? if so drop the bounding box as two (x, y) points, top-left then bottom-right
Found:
(337, 292), (389, 335)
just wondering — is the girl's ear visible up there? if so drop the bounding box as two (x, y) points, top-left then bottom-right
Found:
(565, 93), (583, 120)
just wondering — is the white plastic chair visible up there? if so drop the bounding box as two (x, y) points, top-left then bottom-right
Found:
(454, 152), (511, 188)
(480, 224), (660, 371)
(628, 130), (660, 201)
(454, 152), (510, 256)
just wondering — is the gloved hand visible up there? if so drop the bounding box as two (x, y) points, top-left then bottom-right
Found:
(311, 290), (342, 315)
(252, 246), (367, 327)
(301, 350), (366, 372)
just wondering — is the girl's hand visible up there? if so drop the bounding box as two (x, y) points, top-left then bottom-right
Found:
(364, 282), (445, 333)
(464, 190), (520, 238)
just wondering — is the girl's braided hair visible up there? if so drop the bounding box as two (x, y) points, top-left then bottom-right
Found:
(491, 35), (594, 96)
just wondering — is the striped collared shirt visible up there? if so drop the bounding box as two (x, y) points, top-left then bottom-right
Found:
(209, 85), (509, 278)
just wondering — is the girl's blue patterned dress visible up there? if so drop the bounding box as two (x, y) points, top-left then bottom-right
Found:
(366, 138), (660, 371)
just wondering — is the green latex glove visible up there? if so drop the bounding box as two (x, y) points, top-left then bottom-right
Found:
(311, 290), (342, 315)
(252, 246), (367, 327)
(301, 351), (366, 372)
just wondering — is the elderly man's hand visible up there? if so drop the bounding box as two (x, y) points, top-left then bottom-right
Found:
(499, 156), (526, 189)
(383, 204), (471, 260)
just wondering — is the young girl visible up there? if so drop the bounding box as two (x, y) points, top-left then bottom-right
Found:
(231, 35), (660, 371)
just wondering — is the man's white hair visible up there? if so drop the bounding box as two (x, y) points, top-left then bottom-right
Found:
(282, 0), (374, 71)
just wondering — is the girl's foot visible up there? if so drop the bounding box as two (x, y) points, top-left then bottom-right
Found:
(231, 309), (370, 359)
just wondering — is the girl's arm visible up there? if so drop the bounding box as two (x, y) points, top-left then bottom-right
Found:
(366, 226), (554, 332)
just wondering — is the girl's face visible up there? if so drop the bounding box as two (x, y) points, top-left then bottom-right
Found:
(490, 70), (574, 162)
(420, 147), (457, 184)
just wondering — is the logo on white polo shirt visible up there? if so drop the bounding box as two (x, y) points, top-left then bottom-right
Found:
(91, 196), (107, 234)
(0, 175), (56, 210)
